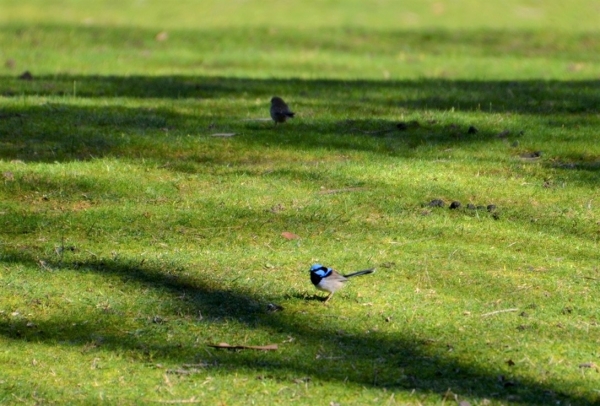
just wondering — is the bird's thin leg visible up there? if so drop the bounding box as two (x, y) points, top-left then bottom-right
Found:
(323, 293), (333, 304)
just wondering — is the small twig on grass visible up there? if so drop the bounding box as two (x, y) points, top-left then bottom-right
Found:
(481, 308), (519, 317)
(182, 362), (214, 368)
(166, 368), (202, 375)
(207, 342), (278, 351)
(315, 354), (344, 360)
(150, 397), (202, 404)
(318, 187), (367, 194)
(388, 237), (437, 246)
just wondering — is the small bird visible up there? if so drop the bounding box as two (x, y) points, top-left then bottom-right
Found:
(309, 264), (375, 303)
(270, 96), (295, 124)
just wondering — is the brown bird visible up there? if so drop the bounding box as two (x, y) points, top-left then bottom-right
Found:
(270, 96), (295, 124)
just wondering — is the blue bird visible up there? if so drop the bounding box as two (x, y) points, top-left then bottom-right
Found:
(309, 264), (375, 303)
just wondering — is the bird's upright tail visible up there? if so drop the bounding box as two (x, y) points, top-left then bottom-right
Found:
(343, 268), (375, 278)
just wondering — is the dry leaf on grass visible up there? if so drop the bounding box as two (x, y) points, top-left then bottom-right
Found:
(155, 31), (169, 41)
(281, 231), (300, 240)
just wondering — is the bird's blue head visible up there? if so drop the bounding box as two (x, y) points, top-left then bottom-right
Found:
(310, 264), (331, 278)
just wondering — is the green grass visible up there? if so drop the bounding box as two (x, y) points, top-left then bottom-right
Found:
(1, 1), (599, 404)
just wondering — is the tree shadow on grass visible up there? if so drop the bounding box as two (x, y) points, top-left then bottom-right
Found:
(0, 248), (594, 405)
(0, 102), (512, 163)
(1, 97), (597, 191)
(1, 74), (600, 115)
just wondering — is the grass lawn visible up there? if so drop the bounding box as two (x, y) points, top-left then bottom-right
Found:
(1, 1), (599, 404)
